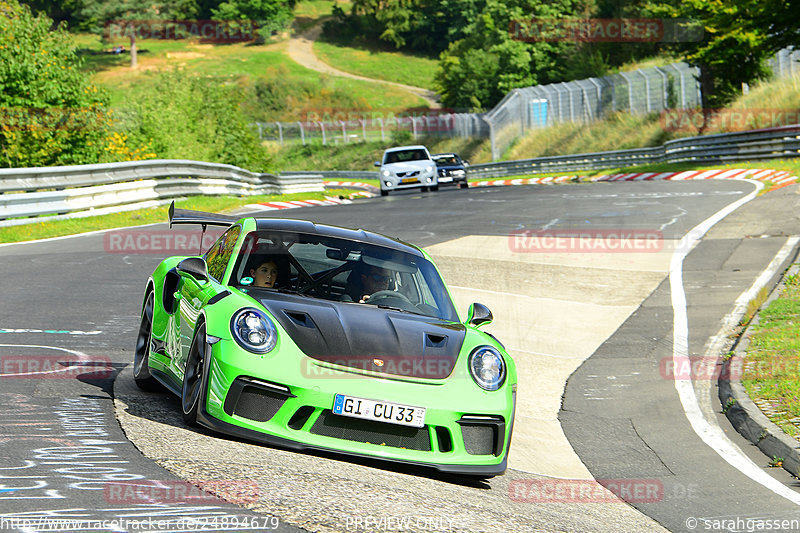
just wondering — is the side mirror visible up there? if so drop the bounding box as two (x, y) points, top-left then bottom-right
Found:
(467, 303), (493, 328)
(463, 160), (470, 167)
(177, 257), (209, 283)
(374, 161), (381, 167)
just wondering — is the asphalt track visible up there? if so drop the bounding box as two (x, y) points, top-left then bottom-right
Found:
(1, 179), (799, 532)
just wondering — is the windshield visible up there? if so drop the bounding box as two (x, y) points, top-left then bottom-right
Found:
(230, 230), (458, 321)
(433, 155), (459, 165)
(384, 149), (428, 164)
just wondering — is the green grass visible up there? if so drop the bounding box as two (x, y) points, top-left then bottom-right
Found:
(507, 73), (800, 162)
(0, 190), (355, 244)
(74, 33), (428, 116)
(270, 135), (492, 171)
(312, 40), (438, 91)
(506, 112), (677, 161)
(741, 270), (800, 439)
(292, 1), (351, 33)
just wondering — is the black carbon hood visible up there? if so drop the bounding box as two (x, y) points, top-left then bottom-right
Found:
(256, 293), (466, 379)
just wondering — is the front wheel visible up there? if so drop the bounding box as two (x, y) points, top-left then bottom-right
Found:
(181, 323), (210, 426)
(380, 189), (388, 197)
(459, 182), (469, 189)
(133, 290), (163, 391)
(430, 184), (439, 192)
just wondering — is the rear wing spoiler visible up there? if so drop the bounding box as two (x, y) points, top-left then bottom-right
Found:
(168, 201), (238, 229)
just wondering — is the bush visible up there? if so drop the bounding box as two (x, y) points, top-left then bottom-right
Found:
(119, 70), (271, 171)
(0, 0), (115, 167)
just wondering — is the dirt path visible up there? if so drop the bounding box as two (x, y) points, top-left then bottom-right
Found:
(287, 23), (441, 109)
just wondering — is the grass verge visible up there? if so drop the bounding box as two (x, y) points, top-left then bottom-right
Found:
(74, 34), (427, 118)
(312, 39), (438, 91)
(741, 268), (800, 439)
(0, 190), (355, 244)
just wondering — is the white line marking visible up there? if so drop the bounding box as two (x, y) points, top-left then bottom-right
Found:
(669, 179), (800, 505)
(0, 222), (161, 248)
(0, 344), (95, 377)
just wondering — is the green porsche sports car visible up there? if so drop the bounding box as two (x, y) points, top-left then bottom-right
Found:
(133, 203), (516, 476)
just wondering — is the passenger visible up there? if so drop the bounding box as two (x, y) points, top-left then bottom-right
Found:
(250, 259), (279, 288)
(247, 255), (289, 288)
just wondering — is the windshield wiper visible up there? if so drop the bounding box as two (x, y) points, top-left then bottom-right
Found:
(376, 304), (425, 316)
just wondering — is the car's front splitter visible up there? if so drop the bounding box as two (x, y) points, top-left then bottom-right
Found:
(195, 406), (509, 477)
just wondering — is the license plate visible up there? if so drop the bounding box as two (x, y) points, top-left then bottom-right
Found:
(400, 177), (418, 184)
(332, 394), (425, 428)
(438, 176), (453, 182)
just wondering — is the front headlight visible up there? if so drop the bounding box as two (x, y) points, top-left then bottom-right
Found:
(468, 346), (506, 391)
(382, 169), (391, 177)
(230, 308), (277, 354)
(425, 165), (434, 173)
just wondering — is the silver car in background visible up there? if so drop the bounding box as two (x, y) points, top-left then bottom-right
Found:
(374, 145), (438, 196)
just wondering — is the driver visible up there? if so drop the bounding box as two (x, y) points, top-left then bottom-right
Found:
(342, 263), (394, 303)
(357, 265), (393, 303)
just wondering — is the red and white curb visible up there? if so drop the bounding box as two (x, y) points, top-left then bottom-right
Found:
(243, 196), (353, 212)
(472, 168), (798, 192)
(323, 181), (380, 193)
(241, 170), (796, 213)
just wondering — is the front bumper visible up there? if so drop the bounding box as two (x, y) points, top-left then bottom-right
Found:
(380, 170), (438, 192)
(198, 340), (515, 476)
(437, 169), (467, 185)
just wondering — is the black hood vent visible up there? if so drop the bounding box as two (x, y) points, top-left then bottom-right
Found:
(256, 293), (466, 379)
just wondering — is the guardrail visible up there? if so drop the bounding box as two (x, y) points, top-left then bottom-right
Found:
(0, 160), (323, 226)
(3, 124), (799, 225)
(466, 125), (800, 179)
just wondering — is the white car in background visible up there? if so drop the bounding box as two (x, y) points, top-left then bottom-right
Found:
(374, 145), (438, 196)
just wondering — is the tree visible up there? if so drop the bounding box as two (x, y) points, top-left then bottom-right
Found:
(434, 0), (577, 110)
(0, 0), (115, 167)
(647, 0), (773, 108)
(80, 0), (198, 68)
(211, 0), (294, 40)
